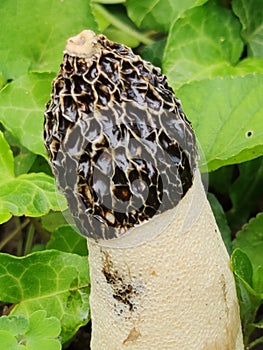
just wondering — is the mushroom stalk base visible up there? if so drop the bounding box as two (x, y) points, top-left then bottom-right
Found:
(87, 171), (244, 350)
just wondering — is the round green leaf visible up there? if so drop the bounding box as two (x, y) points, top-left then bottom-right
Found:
(233, 213), (263, 293)
(47, 225), (88, 256)
(0, 0), (97, 79)
(25, 311), (61, 350)
(0, 131), (14, 182)
(0, 250), (90, 343)
(0, 315), (29, 336)
(233, 0), (263, 57)
(0, 73), (54, 157)
(126, 0), (208, 32)
(231, 248), (253, 287)
(163, 1), (243, 88)
(0, 173), (66, 223)
(177, 74), (263, 171)
(0, 331), (21, 350)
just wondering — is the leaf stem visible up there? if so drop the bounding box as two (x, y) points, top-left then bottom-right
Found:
(0, 218), (30, 251)
(30, 217), (50, 241)
(24, 223), (35, 255)
(247, 335), (263, 349)
(93, 4), (154, 45)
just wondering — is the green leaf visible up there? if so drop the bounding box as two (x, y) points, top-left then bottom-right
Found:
(207, 193), (232, 254)
(92, 2), (111, 31)
(233, 0), (263, 57)
(3, 130), (37, 176)
(104, 27), (140, 49)
(0, 0), (97, 79)
(177, 73), (263, 171)
(228, 157), (263, 228)
(92, 3), (151, 47)
(234, 274), (261, 334)
(0, 131), (14, 182)
(141, 39), (166, 69)
(231, 248), (253, 288)
(0, 72), (54, 157)
(0, 312), (61, 350)
(163, 1), (243, 88)
(0, 250), (90, 343)
(0, 315), (29, 336)
(231, 249), (262, 338)
(0, 331), (22, 350)
(0, 173), (66, 224)
(0, 205), (12, 224)
(237, 57), (263, 73)
(0, 74), (5, 89)
(0, 127), (66, 224)
(14, 151), (37, 177)
(41, 212), (68, 233)
(47, 225), (88, 256)
(126, 0), (208, 32)
(253, 266), (263, 297)
(24, 310), (61, 350)
(233, 213), (263, 293)
(252, 318), (263, 329)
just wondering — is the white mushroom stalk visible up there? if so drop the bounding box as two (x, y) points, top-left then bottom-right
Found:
(44, 30), (244, 349)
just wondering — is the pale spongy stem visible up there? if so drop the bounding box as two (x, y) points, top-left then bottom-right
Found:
(87, 171), (244, 349)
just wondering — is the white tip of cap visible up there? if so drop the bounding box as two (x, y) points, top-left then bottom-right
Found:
(65, 30), (98, 57)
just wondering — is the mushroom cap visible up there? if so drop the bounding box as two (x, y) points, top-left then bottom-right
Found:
(44, 31), (198, 241)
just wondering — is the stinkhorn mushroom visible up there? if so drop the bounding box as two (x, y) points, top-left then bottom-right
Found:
(44, 30), (244, 349)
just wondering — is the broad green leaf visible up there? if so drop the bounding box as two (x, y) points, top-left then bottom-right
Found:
(177, 74), (263, 171)
(0, 74), (5, 89)
(228, 157), (263, 228)
(253, 267), (263, 297)
(0, 132), (63, 224)
(0, 205), (12, 224)
(233, 213), (263, 293)
(233, 0), (263, 57)
(0, 131), (14, 182)
(207, 193), (232, 254)
(92, 2), (111, 31)
(237, 58), (263, 74)
(234, 274), (261, 332)
(0, 128), (65, 224)
(3, 130), (37, 176)
(14, 151), (37, 177)
(0, 173), (66, 224)
(0, 315), (29, 336)
(104, 27), (140, 49)
(29, 156), (53, 176)
(126, 0), (208, 32)
(0, 331), (21, 350)
(0, 312), (61, 350)
(41, 212), (68, 233)
(163, 1), (243, 88)
(0, 0), (97, 79)
(0, 73), (54, 157)
(92, 3), (150, 47)
(231, 248), (253, 288)
(141, 39), (166, 69)
(47, 225), (88, 256)
(24, 310), (61, 350)
(0, 250), (90, 343)
(231, 249), (262, 333)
